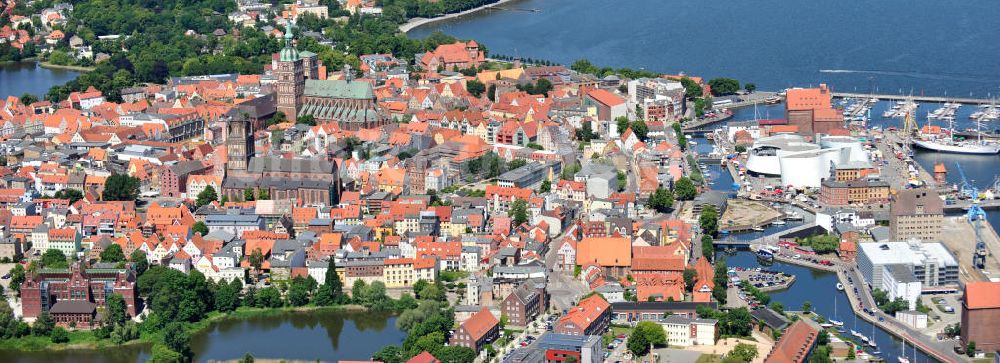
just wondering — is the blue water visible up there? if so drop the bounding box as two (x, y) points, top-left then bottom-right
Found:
(723, 252), (940, 363)
(0, 62), (79, 97)
(410, 0), (1000, 97)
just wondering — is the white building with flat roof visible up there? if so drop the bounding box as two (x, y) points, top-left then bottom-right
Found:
(882, 264), (922, 310)
(857, 241), (959, 290)
(658, 315), (717, 347)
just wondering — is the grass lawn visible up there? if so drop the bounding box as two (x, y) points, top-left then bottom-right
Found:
(696, 354), (724, 363)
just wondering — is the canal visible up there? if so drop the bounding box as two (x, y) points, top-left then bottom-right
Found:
(0, 61), (79, 98)
(0, 309), (404, 363)
(721, 251), (941, 363)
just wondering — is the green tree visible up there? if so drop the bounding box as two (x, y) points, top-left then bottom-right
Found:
(102, 174), (140, 201)
(240, 352), (255, 363)
(674, 177), (698, 200)
(616, 171), (627, 192)
(130, 250), (149, 276)
(627, 321), (666, 356)
(163, 322), (191, 358)
(243, 187), (255, 201)
(214, 279), (242, 312)
(256, 286), (283, 308)
(967, 341), (976, 357)
(53, 189), (84, 204)
(701, 235), (715, 260)
(615, 116), (629, 135)
(20, 93), (39, 106)
(195, 185), (218, 207)
(297, 114), (317, 126)
(101, 244), (126, 263)
(678, 77), (703, 99)
(720, 307), (753, 337)
(744, 83), (756, 93)
(630, 119), (648, 141)
(708, 78), (740, 96)
(10, 264), (26, 294)
(41, 249), (69, 268)
(683, 268), (698, 292)
(148, 344), (184, 363)
(257, 188), (269, 200)
(645, 187), (674, 213)
(248, 248), (264, 273)
(699, 205), (719, 237)
(576, 121), (595, 142)
(802, 301), (812, 313)
(466, 79), (485, 97)
(50, 327), (69, 343)
(191, 221), (209, 236)
(487, 84), (497, 101)
(105, 293), (129, 326)
(727, 343), (758, 362)
(32, 311), (54, 336)
(539, 179), (551, 193)
(510, 199), (529, 226)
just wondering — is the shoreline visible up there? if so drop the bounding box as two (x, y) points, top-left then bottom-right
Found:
(37, 61), (94, 72)
(400, 0), (525, 33)
(0, 304), (371, 353)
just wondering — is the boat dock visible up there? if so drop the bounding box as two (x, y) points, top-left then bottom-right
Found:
(833, 92), (997, 105)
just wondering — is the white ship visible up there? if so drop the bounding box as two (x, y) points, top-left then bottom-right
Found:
(914, 111), (1000, 154)
(913, 139), (1000, 154)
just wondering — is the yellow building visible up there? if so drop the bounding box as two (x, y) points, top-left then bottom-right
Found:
(383, 257), (439, 288)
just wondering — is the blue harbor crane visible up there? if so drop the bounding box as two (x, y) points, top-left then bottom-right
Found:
(956, 162), (988, 268)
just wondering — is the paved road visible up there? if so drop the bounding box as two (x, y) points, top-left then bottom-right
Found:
(544, 235), (589, 312)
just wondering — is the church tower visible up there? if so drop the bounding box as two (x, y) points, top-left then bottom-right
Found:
(226, 117), (254, 173)
(275, 21), (305, 121)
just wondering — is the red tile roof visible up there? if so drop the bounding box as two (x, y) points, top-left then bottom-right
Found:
(462, 307), (499, 341)
(765, 320), (819, 363)
(965, 281), (1000, 310)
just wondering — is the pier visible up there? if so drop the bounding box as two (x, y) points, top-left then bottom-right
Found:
(832, 92), (996, 105)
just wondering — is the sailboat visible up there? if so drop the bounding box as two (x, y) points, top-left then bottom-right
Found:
(869, 323), (878, 348)
(898, 339), (911, 363)
(830, 298), (845, 328)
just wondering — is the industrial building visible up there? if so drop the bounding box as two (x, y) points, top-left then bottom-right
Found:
(889, 189), (944, 241)
(744, 134), (870, 188)
(857, 241), (958, 290)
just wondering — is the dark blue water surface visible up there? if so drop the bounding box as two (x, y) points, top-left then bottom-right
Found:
(0, 62), (79, 97)
(410, 0), (1000, 97)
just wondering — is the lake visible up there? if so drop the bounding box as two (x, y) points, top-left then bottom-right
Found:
(0, 62), (79, 98)
(0, 309), (404, 363)
(409, 0), (1000, 97)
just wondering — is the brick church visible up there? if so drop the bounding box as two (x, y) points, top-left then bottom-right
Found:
(274, 23), (385, 130)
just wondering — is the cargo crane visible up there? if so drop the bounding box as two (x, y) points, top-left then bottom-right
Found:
(956, 162), (988, 269)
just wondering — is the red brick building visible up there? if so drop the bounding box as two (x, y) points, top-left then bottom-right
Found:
(451, 307), (499, 351)
(784, 84), (844, 136)
(961, 282), (1000, 351)
(554, 295), (611, 336)
(764, 320), (819, 363)
(501, 281), (542, 327)
(20, 263), (138, 328)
